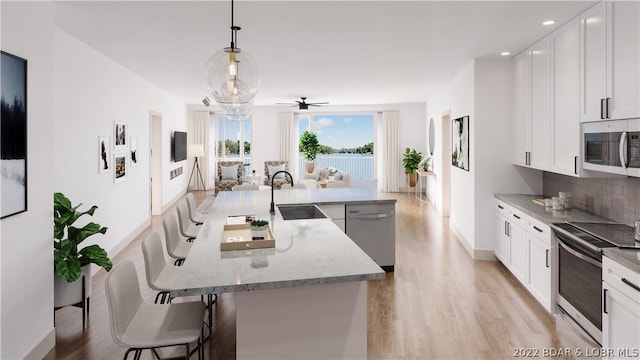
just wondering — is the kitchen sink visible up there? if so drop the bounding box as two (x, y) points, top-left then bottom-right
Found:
(277, 204), (327, 220)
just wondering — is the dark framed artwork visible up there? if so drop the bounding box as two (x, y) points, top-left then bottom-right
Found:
(114, 153), (127, 183)
(99, 136), (110, 174)
(1, 51), (28, 219)
(451, 115), (469, 171)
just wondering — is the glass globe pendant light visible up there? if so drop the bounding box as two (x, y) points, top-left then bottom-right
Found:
(205, 0), (260, 116)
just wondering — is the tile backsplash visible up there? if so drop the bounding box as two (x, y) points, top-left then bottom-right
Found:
(543, 172), (640, 226)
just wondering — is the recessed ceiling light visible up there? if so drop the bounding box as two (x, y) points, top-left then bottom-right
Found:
(542, 20), (556, 26)
(501, 52), (511, 56)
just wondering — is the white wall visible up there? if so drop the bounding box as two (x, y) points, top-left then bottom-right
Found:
(426, 62), (476, 248)
(426, 58), (542, 257)
(1, 2), (56, 358)
(474, 58), (542, 252)
(52, 28), (189, 259)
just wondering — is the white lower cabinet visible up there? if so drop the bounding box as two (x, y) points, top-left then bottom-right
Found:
(509, 220), (528, 285)
(602, 257), (640, 358)
(494, 198), (554, 313)
(527, 219), (552, 312)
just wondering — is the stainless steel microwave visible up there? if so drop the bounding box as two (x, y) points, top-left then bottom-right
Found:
(582, 119), (640, 177)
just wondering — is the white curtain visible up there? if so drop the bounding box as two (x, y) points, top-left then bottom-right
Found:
(192, 111), (211, 190)
(378, 111), (399, 192)
(279, 112), (298, 179)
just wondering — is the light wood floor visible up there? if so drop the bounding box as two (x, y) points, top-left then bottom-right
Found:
(46, 191), (569, 359)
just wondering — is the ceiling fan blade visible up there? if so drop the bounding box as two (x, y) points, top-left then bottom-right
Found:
(276, 102), (295, 105)
(308, 102), (329, 105)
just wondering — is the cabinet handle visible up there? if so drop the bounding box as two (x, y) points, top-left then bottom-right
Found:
(603, 288), (608, 314)
(504, 221), (508, 235)
(600, 98), (605, 119)
(507, 222), (510, 237)
(574, 156), (578, 175)
(498, 205), (504, 210)
(622, 278), (640, 293)
(513, 214), (521, 220)
(546, 249), (549, 268)
(533, 226), (543, 233)
(606, 97), (611, 119)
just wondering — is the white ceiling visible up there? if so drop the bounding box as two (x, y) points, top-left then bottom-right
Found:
(54, 1), (596, 106)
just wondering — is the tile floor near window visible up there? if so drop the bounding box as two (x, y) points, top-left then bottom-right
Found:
(47, 192), (568, 360)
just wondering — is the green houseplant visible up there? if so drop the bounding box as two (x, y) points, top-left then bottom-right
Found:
(250, 219), (269, 240)
(54, 192), (111, 283)
(402, 148), (423, 187)
(420, 156), (432, 172)
(299, 130), (321, 174)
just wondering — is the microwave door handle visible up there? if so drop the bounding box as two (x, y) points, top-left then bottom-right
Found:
(619, 131), (628, 168)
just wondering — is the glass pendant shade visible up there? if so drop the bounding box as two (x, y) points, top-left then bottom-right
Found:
(205, 48), (260, 109)
(221, 100), (254, 118)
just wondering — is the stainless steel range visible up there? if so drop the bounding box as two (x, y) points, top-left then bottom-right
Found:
(550, 222), (639, 346)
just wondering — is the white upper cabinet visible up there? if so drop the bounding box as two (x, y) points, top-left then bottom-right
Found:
(580, 1), (640, 122)
(529, 36), (551, 171)
(513, 50), (530, 167)
(551, 17), (581, 176)
(606, 0), (640, 120)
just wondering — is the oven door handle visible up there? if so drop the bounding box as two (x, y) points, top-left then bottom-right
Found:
(557, 239), (602, 268)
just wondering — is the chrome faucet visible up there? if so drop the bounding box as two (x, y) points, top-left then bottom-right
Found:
(269, 170), (294, 214)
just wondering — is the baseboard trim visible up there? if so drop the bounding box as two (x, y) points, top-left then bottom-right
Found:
(26, 328), (55, 360)
(449, 223), (474, 259)
(448, 224), (496, 261)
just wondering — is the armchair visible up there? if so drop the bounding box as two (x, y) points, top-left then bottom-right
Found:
(264, 161), (291, 189)
(215, 161), (244, 194)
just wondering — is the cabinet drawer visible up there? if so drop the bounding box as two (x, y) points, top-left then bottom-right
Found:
(527, 217), (551, 245)
(316, 204), (345, 220)
(495, 199), (508, 217)
(508, 207), (527, 228)
(603, 256), (640, 303)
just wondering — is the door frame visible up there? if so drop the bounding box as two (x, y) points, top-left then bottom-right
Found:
(149, 111), (163, 216)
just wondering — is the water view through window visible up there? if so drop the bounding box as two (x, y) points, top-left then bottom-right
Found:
(298, 114), (374, 181)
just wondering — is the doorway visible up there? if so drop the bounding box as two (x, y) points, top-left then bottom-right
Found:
(149, 111), (163, 215)
(441, 111), (451, 217)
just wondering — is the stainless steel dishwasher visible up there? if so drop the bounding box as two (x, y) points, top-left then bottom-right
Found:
(345, 203), (395, 272)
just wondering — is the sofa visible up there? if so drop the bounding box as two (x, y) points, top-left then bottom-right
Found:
(314, 167), (352, 186)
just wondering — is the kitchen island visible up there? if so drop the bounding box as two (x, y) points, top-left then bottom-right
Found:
(170, 188), (392, 359)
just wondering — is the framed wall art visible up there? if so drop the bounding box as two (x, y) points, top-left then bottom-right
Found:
(114, 120), (127, 151)
(99, 136), (111, 173)
(1, 51), (28, 219)
(114, 153), (127, 183)
(130, 136), (138, 167)
(452, 115), (469, 171)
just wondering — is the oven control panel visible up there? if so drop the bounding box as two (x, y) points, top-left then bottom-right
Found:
(629, 133), (639, 168)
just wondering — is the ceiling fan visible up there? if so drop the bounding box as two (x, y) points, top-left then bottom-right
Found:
(277, 97), (329, 111)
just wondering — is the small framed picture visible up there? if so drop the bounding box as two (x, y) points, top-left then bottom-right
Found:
(130, 136), (138, 167)
(114, 120), (127, 151)
(114, 153), (127, 183)
(99, 136), (111, 173)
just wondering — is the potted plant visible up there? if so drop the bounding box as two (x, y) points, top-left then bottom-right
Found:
(402, 148), (423, 187)
(420, 156), (432, 172)
(54, 192), (111, 309)
(299, 130), (320, 174)
(250, 219), (269, 240)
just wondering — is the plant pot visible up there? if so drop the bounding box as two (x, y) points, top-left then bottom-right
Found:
(251, 226), (269, 240)
(406, 173), (417, 187)
(54, 264), (91, 308)
(328, 175), (335, 181)
(305, 161), (315, 174)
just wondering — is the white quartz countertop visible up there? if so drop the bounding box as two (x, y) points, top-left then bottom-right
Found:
(494, 194), (613, 224)
(170, 188), (388, 297)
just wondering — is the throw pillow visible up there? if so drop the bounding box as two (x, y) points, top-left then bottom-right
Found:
(268, 164), (286, 179)
(316, 169), (327, 181)
(220, 165), (239, 180)
(333, 171), (343, 181)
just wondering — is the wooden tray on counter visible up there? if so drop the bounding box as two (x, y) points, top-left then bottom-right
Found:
(221, 224), (275, 251)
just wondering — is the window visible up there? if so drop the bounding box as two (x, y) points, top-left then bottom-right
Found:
(296, 113), (375, 181)
(216, 114), (251, 171)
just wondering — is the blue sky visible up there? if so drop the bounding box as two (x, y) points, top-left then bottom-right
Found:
(299, 114), (373, 149)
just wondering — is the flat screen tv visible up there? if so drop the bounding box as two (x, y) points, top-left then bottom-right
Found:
(172, 131), (187, 162)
